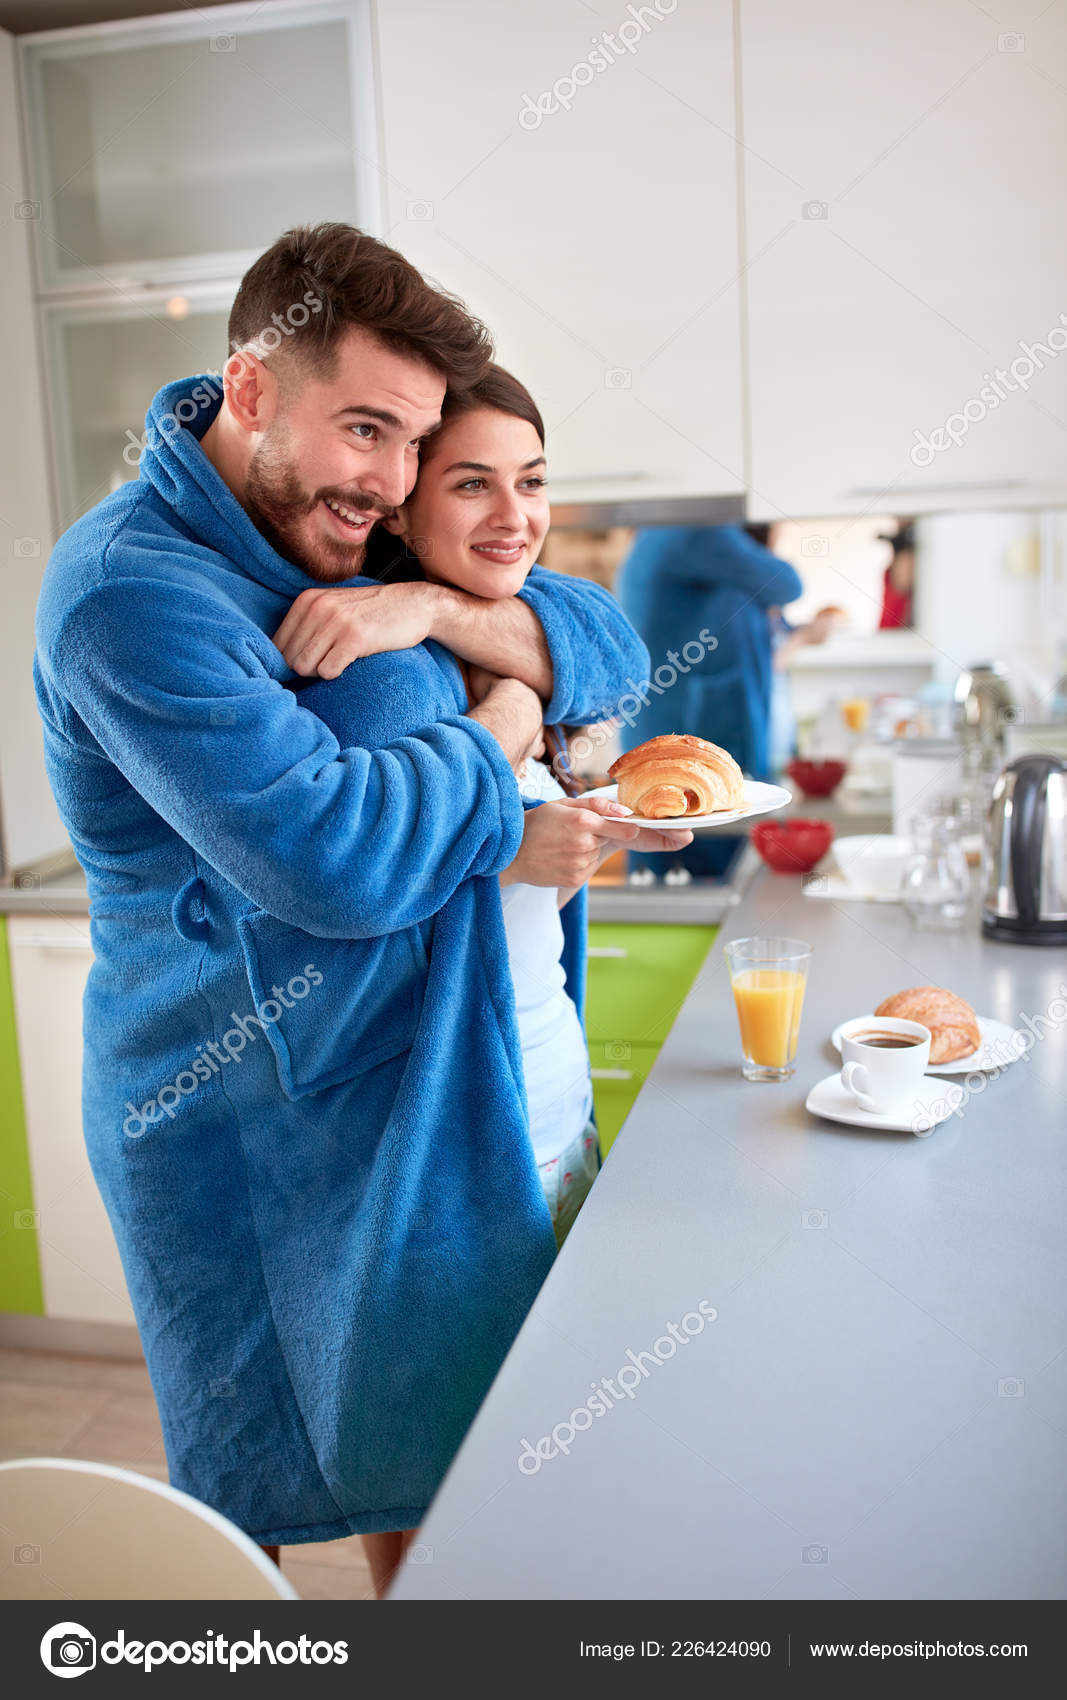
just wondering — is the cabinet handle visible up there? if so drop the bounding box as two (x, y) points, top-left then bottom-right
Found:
(587, 946), (629, 959)
(590, 1068), (634, 1081)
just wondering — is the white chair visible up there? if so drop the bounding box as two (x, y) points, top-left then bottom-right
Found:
(0, 1458), (300, 1599)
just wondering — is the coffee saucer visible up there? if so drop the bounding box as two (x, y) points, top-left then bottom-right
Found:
(805, 1072), (956, 1137)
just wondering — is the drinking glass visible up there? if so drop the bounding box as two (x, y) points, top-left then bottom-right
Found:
(901, 811), (971, 929)
(724, 936), (812, 1082)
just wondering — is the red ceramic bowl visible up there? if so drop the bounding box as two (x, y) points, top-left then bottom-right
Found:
(786, 758), (847, 798)
(751, 817), (835, 874)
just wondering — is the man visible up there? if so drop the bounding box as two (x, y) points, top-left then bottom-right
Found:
(33, 225), (652, 1581)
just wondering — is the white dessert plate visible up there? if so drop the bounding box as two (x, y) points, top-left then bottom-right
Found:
(582, 779), (791, 831)
(805, 1071), (955, 1136)
(830, 1014), (1023, 1075)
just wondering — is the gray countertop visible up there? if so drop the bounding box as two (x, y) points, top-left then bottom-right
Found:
(0, 791), (887, 922)
(392, 869), (1067, 1600)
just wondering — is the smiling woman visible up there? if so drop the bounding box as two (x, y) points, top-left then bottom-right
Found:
(381, 366), (551, 602)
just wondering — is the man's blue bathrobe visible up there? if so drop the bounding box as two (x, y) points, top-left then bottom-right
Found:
(33, 375), (648, 1544)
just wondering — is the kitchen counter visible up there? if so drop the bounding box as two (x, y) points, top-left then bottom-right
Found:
(391, 869), (1067, 1600)
(3, 841), (765, 925)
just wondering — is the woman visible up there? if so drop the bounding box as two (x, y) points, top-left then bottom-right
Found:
(291, 366), (690, 1592)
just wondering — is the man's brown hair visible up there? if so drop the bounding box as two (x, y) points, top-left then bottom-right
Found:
(228, 222), (493, 391)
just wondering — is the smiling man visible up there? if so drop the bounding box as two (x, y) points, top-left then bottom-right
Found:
(33, 224), (650, 1580)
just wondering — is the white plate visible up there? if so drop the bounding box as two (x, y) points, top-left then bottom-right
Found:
(583, 779), (791, 831)
(830, 1014), (1024, 1074)
(805, 1071), (955, 1136)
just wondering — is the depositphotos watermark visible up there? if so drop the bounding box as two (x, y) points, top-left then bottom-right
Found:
(559, 627), (719, 777)
(122, 291), (324, 467)
(39, 1621), (348, 1675)
(910, 985), (1067, 1135)
(517, 1300), (717, 1474)
(518, 0), (678, 130)
(910, 312), (1067, 466)
(123, 965), (323, 1137)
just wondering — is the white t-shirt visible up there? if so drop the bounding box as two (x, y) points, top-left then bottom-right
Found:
(501, 759), (594, 1167)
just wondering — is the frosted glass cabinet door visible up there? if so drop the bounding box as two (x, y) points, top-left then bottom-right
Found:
(44, 296), (231, 523)
(21, 2), (377, 289)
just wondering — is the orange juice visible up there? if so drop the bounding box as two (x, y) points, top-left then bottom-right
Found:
(730, 968), (806, 1067)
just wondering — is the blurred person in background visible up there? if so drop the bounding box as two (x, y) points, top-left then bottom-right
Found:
(877, 519), (915, 628)
(615, 521), (802, 877)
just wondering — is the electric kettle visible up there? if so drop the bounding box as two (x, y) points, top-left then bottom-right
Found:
(982, 755), (1067, 944)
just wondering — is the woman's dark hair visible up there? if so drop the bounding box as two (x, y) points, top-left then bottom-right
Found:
(438, 362), (545, 445)
(228, 222), (493, 391)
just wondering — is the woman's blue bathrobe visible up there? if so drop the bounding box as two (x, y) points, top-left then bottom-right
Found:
(33, 374), (648, 1544)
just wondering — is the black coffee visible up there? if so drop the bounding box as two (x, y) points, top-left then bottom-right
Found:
(852, 1031), (921, 1049)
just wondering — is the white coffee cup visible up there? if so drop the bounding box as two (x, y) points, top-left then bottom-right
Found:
(839, 1016), (931, 1114)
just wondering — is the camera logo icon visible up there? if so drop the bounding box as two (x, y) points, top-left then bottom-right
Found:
(15, 1543), (41, 1563)
(803, 1544), (828, 1564)
(15, 200), (40, 220)
(997, 1376), (1025, 1398)
(410, 1543), (434, 1563)
(604, 367), (631, 389)
(407, 200), (434, 221)
(409, 536), (435, 558)
(997, 32), (1024, 52)
(211, 32), (236, 52)
(605, 1040), (631, 1063)
(41, 1622), (96, 1677)
(14, 537), (41, 557)
(802, 200), (829, 220)
(801, 534), (829, 557)
(802, 1208), (828, 1230)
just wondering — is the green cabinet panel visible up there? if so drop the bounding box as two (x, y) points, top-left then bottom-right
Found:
(585, 922), (716, 1046)
(584, 923), (717, 1155)
(588, 1040), (659, 1157)
(0, 919), (44, 1314)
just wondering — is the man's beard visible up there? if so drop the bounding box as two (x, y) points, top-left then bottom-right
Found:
(244, 425), (391, 583)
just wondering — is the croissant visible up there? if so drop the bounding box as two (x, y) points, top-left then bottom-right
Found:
(874, 986), (980, 1064)
(608, 734), (745, 818)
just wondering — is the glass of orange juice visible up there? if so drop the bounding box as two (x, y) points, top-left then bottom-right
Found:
(724, 936), (812, 1081)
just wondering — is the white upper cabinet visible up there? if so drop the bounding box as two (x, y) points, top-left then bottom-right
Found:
(374, 0), (745, 510)
(20, 0), (379, 291)
(739, 0), (1067, 519)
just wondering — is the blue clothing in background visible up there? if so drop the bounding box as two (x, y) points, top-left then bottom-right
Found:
(768, 611), (798, 774)
(33, 375), (648, 1544)
(615, 526), (802, 877)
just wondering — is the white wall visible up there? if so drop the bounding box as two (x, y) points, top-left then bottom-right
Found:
(915, 511), (1052, 708)
(0, 28), (64, 872)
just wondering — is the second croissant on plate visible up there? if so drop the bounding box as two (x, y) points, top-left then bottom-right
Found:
(608, 733), (745, 819)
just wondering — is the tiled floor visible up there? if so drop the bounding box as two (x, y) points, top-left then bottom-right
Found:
(0, 1347), (377, 1599)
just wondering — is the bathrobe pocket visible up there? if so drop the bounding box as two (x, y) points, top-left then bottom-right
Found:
(236, 910), (429, 1099)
